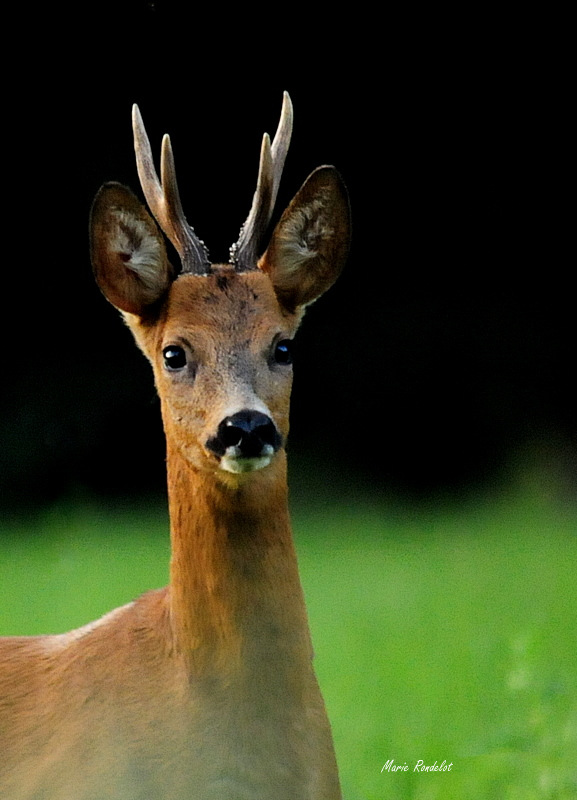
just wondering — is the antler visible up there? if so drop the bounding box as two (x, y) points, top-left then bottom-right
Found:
(132, 105), (211, 276)
(230, 92), (293, 271)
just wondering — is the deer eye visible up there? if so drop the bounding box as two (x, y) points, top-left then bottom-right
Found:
(273, 339), (293, 365)
(163, 345), (187, 371)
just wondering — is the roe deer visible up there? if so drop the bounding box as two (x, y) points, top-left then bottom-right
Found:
(0, 92), (350, 800)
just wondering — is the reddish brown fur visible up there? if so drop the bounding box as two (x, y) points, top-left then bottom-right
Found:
(0, 107), (350, 799)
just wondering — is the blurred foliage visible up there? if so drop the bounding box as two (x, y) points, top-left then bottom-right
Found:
(1, 477), (576, 798)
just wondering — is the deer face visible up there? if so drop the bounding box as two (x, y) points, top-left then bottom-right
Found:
(134, 269), (298, 475)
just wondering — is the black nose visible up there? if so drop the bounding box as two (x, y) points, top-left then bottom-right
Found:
(206, 410), (282, 459)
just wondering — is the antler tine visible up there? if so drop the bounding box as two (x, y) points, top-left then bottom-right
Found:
(132, 104), (210, 276)
(160, 134), (211, 274)
(231, 91), (294, 270)
(230, 134), (273, 269)
(270, 91), (293, 192)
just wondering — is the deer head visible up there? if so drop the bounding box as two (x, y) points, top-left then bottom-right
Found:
(90, 93), (351, 478)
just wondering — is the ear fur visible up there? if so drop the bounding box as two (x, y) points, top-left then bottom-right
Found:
(90, 182), (174, 315)
(259, 166), (351, 311)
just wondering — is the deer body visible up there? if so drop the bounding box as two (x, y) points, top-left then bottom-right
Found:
(0, 95), (350, 799)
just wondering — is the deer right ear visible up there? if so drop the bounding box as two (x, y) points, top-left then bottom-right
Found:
(90, 182), (174, 315)
(258, 166), (351, 312)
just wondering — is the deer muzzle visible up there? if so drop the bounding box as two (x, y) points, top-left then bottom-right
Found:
(206, 410), (282, 473)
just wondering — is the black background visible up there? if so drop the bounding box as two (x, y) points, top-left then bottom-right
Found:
(0, 4), (572, 511)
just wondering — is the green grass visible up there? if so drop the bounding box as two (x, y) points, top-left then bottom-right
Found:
(1, 481), (576, 799)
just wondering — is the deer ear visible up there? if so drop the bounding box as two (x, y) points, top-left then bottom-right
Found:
(90, 182), (174, 315)
(259, 166), (351, 311)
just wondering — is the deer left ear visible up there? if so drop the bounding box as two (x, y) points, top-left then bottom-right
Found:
(258, 166), (351, 311)
(90, 182), (175, 316)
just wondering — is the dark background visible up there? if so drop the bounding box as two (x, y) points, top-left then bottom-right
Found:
(0, 4), (572, 512)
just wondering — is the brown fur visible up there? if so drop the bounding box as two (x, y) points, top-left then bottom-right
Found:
(0, 108), (350, 799)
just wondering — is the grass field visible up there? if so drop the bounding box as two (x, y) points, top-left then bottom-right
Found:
(1, 476), (576, 799)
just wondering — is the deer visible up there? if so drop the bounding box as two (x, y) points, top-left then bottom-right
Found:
(0, 92), (350, 800)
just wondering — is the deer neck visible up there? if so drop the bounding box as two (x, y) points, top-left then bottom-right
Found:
(165, 442), (312, 677)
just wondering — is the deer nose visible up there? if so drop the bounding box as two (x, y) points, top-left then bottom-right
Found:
(207, 410), (282, 460)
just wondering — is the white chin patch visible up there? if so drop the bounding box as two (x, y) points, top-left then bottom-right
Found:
(220, 446), (274, 474)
